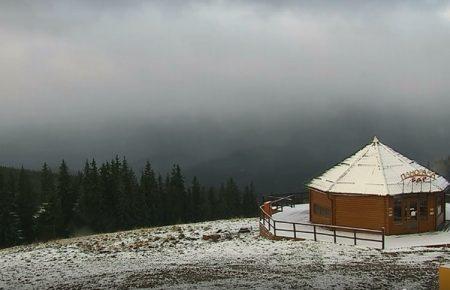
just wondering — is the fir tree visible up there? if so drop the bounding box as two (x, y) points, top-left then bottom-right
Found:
(157, 174), (168, 225)
(34, 163), (63, 241)
(40, 163), (55, 202)
(16, 167), (37, 242)
(76, 160), (102, 231)
(190, 177), (202, 222)
(0, 171), (22, 248)
(122, 157), (146, 227)
(225, 178), (241, 217)
(114, 158), (132, 229)
(168, 165), (186, 223)
(98, 161), (115, 231)
(242, 182), (258, 217)
(140, 161), (158, 225)
(217, 183), (227, 219)
(57, 160), (75, 234)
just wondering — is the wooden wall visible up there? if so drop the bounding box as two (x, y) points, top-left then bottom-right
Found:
(309, 189), (386, 231)
(309, 189), (332, 225)
(333, 194), (386, 231)
(309, 187), (446, 235)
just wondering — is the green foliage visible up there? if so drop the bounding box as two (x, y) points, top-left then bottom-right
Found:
(0, 172), (23, 248)
(57, 160), (76, 235)
(33, 163), (63, 241)
(0, 159), (259, 249)
(16, 167), (37, 242)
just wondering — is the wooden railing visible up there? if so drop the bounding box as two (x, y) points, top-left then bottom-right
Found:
(259, 196), (385, 250)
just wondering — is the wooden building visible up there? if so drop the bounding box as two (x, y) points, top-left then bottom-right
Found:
(308, 137), (449, 235)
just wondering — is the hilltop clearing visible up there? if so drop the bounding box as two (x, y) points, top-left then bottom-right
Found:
(0, 218), (448, 289)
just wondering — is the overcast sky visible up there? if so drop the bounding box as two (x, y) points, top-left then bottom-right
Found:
(0, 1), (449, 182)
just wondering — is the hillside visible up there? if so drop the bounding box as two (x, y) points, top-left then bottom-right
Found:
(0, 218), (449, 289)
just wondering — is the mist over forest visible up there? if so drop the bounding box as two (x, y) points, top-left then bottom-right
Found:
(1, 105), (448, 193)
(0, 1), (449, 193)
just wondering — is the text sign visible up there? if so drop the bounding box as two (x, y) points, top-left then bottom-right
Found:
(401, 169), (436, 183)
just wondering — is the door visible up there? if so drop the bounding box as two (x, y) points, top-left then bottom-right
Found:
(404, 199), (418, 233)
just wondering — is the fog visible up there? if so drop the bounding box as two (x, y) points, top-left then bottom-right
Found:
(0, 1), (449, 192)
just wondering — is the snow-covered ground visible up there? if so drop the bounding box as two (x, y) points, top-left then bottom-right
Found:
(1, 217), (449, 289)
(269, 204), (450, 249)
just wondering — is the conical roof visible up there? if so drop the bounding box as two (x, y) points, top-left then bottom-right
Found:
(308, 137), (449, 196)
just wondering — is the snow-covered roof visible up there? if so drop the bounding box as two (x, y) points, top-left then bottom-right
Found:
(308, 137), (449, 196)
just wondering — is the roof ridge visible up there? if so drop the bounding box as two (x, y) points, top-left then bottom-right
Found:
(327, 142), (372, 192)
(375, 141), (389, 195)
(379, 142), (410, 163)
(380, 142), (447, 191)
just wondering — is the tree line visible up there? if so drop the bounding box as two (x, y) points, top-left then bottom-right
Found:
(0, 158), (258, 248)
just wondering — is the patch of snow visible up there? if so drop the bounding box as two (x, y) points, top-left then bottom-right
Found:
(308, 137), (449, 195)
(270, 204), (450, 249)
(0, 217), (449, 289)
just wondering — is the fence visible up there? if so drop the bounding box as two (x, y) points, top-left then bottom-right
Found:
(263, 192), (309, 204)
(259, 196), (385, 249)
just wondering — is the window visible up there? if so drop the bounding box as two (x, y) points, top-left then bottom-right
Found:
(419, 198), (428, 220)
(394, 198), (402, 222)
(437, 194), (443, 216)
(313, 204), (331, 217)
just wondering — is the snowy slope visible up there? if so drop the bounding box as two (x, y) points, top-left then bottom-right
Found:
(0, 218), (449, 289)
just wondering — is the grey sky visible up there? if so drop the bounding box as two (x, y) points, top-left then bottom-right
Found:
(0, 1), (449, 190)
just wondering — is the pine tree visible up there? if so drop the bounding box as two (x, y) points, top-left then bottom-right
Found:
(57, 160), (75, 235)
(168, 165), (186, 223)
(224, 178), (241, 217)
(76, 159), (102, 231)
(242, 182), (258, 217)
(190, 177), (202, 222)
(217, 183), (227, 219)
(0, 171), (22, 248)
(122, 157), (146, 228)
(207, 187), (217, 220)
(40, 163), (55, 202)
(16, 167), (37, 242)
(98, 161), (115, 231)
(114, 158), (131, 229)
(158, 174), (168, 225)
(34, 163), (64, 241)
(69, 171), (83, 230)
(140, 161), (158, 225)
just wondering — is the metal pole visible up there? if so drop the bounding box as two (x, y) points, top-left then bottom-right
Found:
(354, 231), (357, 245)
(293, 223), (296, 239)
(333, 229), (337, 243)
(273, 221), (276, 236)
(313, 225), (317, 241)
(381, 227), (385, 250)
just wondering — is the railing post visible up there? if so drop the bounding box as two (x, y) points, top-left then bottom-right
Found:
(293, 223), (296, 239)
(268, 218), (271, 232)
(313, 225), (317, 241)
(354, 231), (357, 246)
(273, 221), (277, 236)
(381, 227), (385, 250)
(333, 229), (336, 243)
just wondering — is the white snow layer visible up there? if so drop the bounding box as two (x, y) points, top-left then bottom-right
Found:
(269, 204), (450, 249)
(308, 137), (449, 195)
(0, 215), (449, 289)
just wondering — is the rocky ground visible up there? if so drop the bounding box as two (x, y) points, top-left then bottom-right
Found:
(0, 218), (449, 289)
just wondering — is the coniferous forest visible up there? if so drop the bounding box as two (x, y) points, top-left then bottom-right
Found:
(0, 158), (258, 249)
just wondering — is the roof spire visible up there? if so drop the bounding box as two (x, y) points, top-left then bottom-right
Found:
(372, 136), (379, 144)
